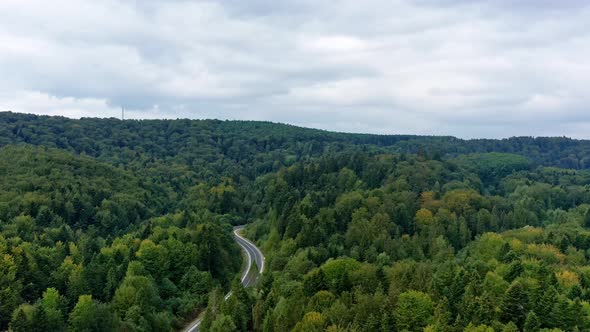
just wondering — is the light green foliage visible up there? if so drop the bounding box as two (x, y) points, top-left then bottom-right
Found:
(0, 253), (20, 328)
(39, 288), (66, 331)
(136, 239), (169, 279)
(464, 323), (495, 332)
(210, 314), (237, 332)
(502, 322), (519, 332)
(394, 290), (434, 331)
(306, 290), (336, 313)
(292, 312), (325, 332)
(68, 295), (117, 332)
(321, 258), (361, 293)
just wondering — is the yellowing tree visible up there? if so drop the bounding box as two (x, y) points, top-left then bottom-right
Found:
(420, 191), (441, 210)
(293, 312), (325, 332)
(556, 270), (580, 288)
(415, 208), (435, 230)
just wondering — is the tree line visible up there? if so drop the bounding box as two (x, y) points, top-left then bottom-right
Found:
(3, 112), (590, 331)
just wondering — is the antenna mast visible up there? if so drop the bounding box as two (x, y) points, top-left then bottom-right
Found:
(121, 107), (125, 120)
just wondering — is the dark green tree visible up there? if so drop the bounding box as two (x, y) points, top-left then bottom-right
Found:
(523, 311), (540, 332)
(501, 282), (528, 328)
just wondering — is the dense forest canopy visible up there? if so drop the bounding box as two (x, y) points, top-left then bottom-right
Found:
(2, 111), (590, 331)
(2, 112), (590, 172)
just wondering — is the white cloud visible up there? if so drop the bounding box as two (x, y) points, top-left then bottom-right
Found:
(0, 91), (119, 119)
(0, 0), (590, 138)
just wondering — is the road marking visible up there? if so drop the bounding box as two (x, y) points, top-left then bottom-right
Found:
(235, 231), (265, 274)
(183, 226), (264, 332)
(235, 229), (253, 284)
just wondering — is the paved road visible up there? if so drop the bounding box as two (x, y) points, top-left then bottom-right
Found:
(183, 225), (265, 332)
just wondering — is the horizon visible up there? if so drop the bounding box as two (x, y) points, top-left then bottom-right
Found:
(1, 1), (590, 138)
(1, 110), (581, 141)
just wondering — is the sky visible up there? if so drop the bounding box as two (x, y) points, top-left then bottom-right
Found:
(1, 0), (589, 138)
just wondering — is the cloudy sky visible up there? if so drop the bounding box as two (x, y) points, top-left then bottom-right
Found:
(1, 0), (589, 138)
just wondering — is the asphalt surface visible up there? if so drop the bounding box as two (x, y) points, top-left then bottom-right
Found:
(183, 225), (265, 332)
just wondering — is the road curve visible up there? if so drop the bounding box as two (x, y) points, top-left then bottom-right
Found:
(183, 225), (265, 332)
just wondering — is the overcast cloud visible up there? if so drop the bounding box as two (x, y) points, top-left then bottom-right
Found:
(1, 0), (589, 138)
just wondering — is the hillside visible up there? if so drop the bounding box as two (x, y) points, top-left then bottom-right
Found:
(0, 145), (241, 331)
(2, 112), (590, 331)
(2, 112), (590, 173)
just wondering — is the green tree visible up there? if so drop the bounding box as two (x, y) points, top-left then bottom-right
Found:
(293, 312), (325, 332)
(68, 295), (117, 332)
(209, 314), (237, 332)
(464, 323), (494, 332)
(535, 286), (557, 327)
(303, 269), (328, 296)
(136, 240), (169, 280)
(501, 282), (528, 328)
(394, 291), (434, 332)
(583, 208), (590, 228)
(111, 275), (160, 322)
(0, 253), (21, 330)
(505, 260), (523, 282)
(502, 322), (518, 332)
(9, 306), (33, 332)
(39, 288), (65, 331)
(524, 311), (541, 332)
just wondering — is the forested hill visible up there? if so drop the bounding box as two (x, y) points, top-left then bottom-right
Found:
(4, 111), (590, 331)
(1, 111), (590, 171)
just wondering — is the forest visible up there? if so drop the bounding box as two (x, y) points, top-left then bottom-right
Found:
(2, 111), (590, 331)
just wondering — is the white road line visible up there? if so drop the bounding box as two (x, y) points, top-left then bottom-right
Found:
(183, 226), (264, 332)
(185, 317), (202, 332)
(235, 229), (253, 283)
(235, 231), (265, 274)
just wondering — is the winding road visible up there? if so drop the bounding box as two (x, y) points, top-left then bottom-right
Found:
(183, 225), (265, 332)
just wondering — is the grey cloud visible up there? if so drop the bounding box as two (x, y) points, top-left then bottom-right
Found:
(1, 0), (590, 138)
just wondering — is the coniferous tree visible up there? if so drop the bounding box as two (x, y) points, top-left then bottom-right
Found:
(30, 306), (48, 332)
(523, 311), (541, 332)
(10, 308), (31, 332)
(502, 322), (518, 332)
(505, 260), (523, 282)
(501, 282), (528, 328)
(583, 208), (590, 228)
(535, 286), (557, 328)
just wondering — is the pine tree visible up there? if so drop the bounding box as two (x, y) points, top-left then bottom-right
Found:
(502, 322), (518, 332)
(536, 273), (558, 325)
(335, 270), (351, 294)
(432, 297), (452, 331)
(548, 297), (570, 329)
(449, 269), (467, 315)
(505, 260), (523, 282)
(395, 291), (434, 332)
(569, 299), (584, 330)
(10, 308), (31, 332)
(380, 311), (391, 332)
(523, 311), (540, 332)
(501, 282), (528, 328)
(31, 306), (48, 332)
(261, 311), (275, 332)
(498, 243), (512, 263)
(201, 307), (215, 331)
(568, 284), (583, 300)
(365, 313), (380, 331)
(474, 292), (497, 325)
(558, 236), (570, 252)
(583, 208), (590, 228)
(303, 268), (328, 296)
(210, 314), (237, 332)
